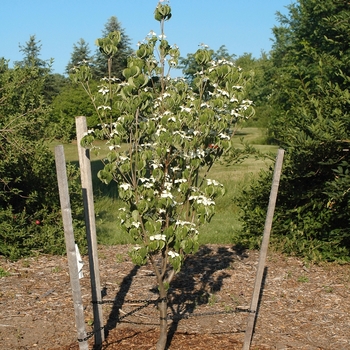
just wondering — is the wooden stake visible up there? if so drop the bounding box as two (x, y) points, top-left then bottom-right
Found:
(242, 149), (284, 350)
(55, 145), (89, 350)
(75, 116), (105, 346)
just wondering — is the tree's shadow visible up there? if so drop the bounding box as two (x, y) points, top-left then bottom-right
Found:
(71, 159), (119, 199)
(103, 265), (140, 339)
(101, 245), (257, 349)
(90, 160), (119, 199)
(166, 245), (248, 348)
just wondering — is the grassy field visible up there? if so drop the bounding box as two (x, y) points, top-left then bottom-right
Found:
(51, 128), (278, 245)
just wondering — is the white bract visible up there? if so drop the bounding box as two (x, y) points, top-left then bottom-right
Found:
(168, 251), (179, 258)
(160, 190), (173, 199)
(97, 105), (111, 110)
(150, 234), (166, 241)
(120, 183), (131, 190)
(206, 179), (222, 186)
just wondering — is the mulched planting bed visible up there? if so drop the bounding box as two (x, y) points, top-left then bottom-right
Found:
(1, 245), (349, 349)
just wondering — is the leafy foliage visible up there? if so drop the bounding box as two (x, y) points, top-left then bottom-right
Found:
(179, 45), (236, 83)
(43, 73), (69, 104)
(0, 59), (86, 260)
(71, 2), (253, 348)
(235, 52), (274, 128)
(50, 81), (99, 141)
(180, 47), (272, 128)
(237, 0), (350, 262)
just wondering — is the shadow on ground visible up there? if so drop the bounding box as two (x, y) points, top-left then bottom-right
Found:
(166, 245), (249, 347)
(101, 245), (251, 348)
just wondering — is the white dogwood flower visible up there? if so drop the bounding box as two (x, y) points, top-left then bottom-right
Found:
(161, 190), (173, 199)
(180, 106), (191, 113)
(151, 162), (163, 169)
(218, 132), (230, 140)
(189, 195), (215, 206)
(98, 87), (109, 95)
(97, 105), (111, 110)
(206, 179), (222, 186)
(120, 183), (131, 190)
(174, 178), (187, 184)
(164, 181), (173, 191)
(150, 234), (166, 241)
(176, 220), (195, 226)
(196, 196), (215, 206)
(156, 126), (167, 136)
(168, 251), (179, 258)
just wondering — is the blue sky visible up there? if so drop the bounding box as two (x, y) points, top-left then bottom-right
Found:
(1, 0), (293, 75)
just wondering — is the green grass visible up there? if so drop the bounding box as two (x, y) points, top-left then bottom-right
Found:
(198, 154), (276, 244)
(50, 128), (278, 246)
(50, 139), (111, 163)
(234, 127), (268, 144)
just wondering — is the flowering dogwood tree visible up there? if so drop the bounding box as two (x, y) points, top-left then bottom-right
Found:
(70, 2), (253, 349)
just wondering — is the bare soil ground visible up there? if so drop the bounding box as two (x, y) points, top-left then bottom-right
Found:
(0, 244), (349, 350)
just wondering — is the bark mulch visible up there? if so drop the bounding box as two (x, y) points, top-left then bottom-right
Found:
(1, 244), (349, 349)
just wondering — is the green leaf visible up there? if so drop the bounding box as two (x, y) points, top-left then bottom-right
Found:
(132, 210), (139, 221)
(123, 66), (140, 79)
(97, 169), (113, 185)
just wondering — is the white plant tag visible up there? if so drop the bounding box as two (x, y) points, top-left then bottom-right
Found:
(75, 243), (84, 279)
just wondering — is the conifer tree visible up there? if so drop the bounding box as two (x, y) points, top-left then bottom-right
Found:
(66, 38), (92, 74)
(17, 35), (46, 69)
(238, 0), (350, 262)
(92, 16), (133, 79)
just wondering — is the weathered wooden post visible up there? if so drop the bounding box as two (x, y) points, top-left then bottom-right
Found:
(55, 145), (89, 350)
(75, 116), (105, 346)
(242, 148), (284, 350)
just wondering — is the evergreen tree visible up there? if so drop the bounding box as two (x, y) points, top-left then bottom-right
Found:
(16, 35), (46, 69)
(66, 38), (92, 74)
(213, 44), (236, 62)
(15, 34), (62, 104)
(43, 73), (69, 104)
(237, 0), (350, 262)
(92, 16), (133, 79)
(235, 52), (274, 127)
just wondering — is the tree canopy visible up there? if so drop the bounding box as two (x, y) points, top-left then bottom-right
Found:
(0, 57), (85, 260)
(237, 0), (350, 262)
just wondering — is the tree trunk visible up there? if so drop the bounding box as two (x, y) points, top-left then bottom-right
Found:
(156, 284), (168, 350)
